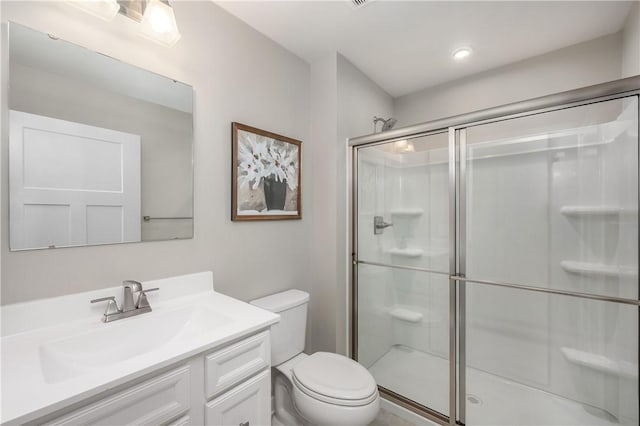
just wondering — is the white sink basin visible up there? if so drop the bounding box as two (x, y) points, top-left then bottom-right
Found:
(39, 305), (231, 383)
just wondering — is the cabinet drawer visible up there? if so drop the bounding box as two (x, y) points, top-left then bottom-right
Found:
(205, 331), (270, 398)
(205, 369), (270, 426)
(47, 365), (190, 426)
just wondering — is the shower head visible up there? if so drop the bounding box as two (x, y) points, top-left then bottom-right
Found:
(382, 117), (397, 131)
(373, 116), (397, 133)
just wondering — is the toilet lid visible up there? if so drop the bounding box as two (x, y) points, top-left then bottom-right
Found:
(292, 352), (378, 406)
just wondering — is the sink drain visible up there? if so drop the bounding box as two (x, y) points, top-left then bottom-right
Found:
(466, 394), (483, 405)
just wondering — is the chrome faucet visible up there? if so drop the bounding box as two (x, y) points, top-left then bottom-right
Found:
(91, 280), (159, 323)
(122, 280), (142, 312)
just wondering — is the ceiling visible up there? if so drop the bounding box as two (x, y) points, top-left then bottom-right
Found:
(215, 0), (634, 97)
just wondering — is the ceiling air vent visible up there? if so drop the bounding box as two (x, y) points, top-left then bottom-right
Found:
(349, 0), (374, 9)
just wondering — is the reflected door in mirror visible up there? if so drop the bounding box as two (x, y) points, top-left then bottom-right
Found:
(9, 111), (141, 250)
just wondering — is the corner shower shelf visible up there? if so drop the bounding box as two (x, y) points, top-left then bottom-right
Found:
(388, 248), (423, 258)
(560, 206), (637, 217)
(390, 208), (424, 217)
(560, 260), (638, 278)
(389, 306), (442, 324)
(389, 307), (423, 323)
(561, 347), (638, 380)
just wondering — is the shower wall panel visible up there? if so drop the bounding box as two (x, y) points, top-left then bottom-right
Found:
(356, 133), (451, 415)
(466, 150), (551, 386)
(357, 150), (394, 368)
(463, 96), (639, 424)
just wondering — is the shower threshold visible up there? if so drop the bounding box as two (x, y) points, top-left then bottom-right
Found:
(368, 345), (626, 425)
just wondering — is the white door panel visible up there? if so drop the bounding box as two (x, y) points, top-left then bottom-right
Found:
(22, 204), (71, 248)
(87, 205), (124, 245)
(22, 127), (124, 191)
(10, 110), (141, 250)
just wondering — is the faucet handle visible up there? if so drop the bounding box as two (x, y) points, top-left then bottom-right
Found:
(122, 280), (142, 292)
(90, 296), (121, 319)
(136, 288), (159, 309)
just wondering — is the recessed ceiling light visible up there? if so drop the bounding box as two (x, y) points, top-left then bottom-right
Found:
(452, 47), (473, 61)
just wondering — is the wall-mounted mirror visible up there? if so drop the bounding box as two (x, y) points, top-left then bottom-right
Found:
(7, 22), (194, 251)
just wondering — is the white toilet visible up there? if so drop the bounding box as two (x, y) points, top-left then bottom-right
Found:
(251, 289), (380, 426)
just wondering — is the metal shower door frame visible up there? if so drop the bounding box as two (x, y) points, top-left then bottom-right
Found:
(349, 76), (640, 426)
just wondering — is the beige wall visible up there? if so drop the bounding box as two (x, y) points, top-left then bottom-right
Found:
(308, 52), (393, 355)
(394, 32), (624, 127)
(309, 53), (338, 354)
(307, 53), (393, 354)
(622, 2), (640, 78)
(336, 54), (394, 355)
(1, 2), (312, 307)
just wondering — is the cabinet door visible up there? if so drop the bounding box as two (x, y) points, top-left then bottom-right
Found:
(205, 370), (270, 426)
(46, 366), (190, 426)
(205, 331), (270, 398)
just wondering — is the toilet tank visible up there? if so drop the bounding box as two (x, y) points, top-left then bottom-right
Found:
(250, 289), (309, 366)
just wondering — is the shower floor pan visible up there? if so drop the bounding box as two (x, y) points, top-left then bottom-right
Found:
(368, 345), (626, 425)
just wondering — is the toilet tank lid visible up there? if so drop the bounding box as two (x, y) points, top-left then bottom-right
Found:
(250, 289), (309, 313)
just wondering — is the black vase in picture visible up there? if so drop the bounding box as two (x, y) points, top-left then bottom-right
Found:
(263, 176), (287, 211)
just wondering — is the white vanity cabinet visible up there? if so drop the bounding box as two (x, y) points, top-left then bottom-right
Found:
(39, 330), (272, 426)
(43, 366), (192, 426)
(205, 370), (271, 426)
(204, 331), (271, 426)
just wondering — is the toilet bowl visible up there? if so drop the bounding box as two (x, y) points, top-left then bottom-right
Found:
(291, 352), (379, 425)
(251, 290), (379, 426)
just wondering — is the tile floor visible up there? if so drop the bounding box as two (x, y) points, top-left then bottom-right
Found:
(370, 408), (420, 426)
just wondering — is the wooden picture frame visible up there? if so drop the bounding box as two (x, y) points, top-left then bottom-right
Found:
(232, 122), (302, 221)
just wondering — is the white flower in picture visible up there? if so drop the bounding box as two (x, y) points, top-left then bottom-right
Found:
(238, 131), (298, 190)
(238, 157), (265, 190)
(237, 131), (270, 190)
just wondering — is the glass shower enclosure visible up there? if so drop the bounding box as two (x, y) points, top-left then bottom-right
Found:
(350, 78), (640, 425)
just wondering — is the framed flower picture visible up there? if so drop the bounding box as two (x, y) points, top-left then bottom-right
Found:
(232, 123), (302, 221)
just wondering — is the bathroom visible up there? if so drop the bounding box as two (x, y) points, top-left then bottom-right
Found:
(1, 1), (639, 425)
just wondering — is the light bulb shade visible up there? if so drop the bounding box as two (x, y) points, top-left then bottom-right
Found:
(67, 0), (120, 21)
(139, 0), (181, 47)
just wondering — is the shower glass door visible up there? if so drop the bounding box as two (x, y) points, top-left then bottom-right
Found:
(354, 131), (451, 418)
(459, 96), (639, 425)
(352, 84), (639, 426)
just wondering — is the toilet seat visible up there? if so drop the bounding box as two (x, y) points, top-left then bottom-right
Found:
(291, 352), (378, 407)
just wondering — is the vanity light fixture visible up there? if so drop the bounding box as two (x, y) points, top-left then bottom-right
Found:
(452, 47), (473, 61)
(138, 0), (181, 47)
(67, 0), (120, 22)
(69, 0), (181, 47)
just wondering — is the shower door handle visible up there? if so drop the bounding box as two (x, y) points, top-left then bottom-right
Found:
(374, 216), (393, 235)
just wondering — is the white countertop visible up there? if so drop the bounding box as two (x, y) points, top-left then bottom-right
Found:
(0, 272), (280, 424)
